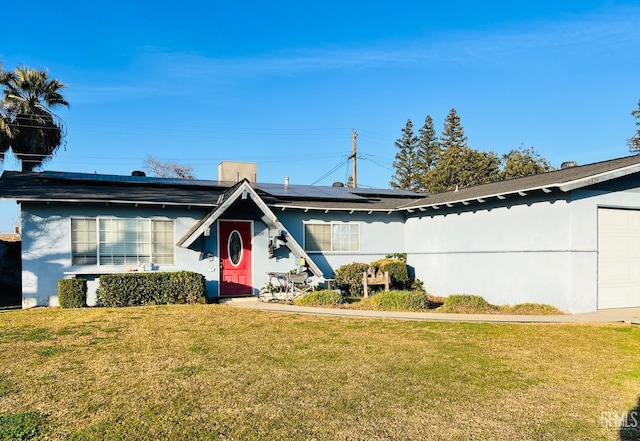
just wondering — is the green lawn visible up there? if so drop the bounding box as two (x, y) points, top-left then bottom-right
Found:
(0, 305), (639, 440)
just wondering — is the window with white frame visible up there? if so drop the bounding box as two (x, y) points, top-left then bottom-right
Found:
(304, 222), (359, 252)
(71, 218), (175, 265)
(71, 218), (98, 265)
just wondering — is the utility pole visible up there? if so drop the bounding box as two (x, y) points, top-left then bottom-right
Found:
(349, 129), (358, 188)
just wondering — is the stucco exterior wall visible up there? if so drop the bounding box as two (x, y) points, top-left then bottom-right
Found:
(405, 184), (640, 313)
(405, 196), (587, 311)
(20, 203), (212, 307)
(20, 200), (397, 305)
(20, 177), (640, 312)
(278, 210), (406, 278)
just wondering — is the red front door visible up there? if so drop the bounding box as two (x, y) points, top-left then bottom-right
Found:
(219, 220), (252, 296)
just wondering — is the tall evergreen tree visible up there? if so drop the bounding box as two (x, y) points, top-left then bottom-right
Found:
(440, 108), (467, 151)
(391, 108), (555, 194)
(390, 119), (419, 190)
(628, 100), (640, 154)
(416, 115), (439, 191)
(426, 108), (497, 193)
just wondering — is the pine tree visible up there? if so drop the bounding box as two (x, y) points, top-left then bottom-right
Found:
(628, 100), (640, 154)
(390, 119), (419, 190)
(440, 108), (467, 151)
(416, 115), (439, 191)
(427, 108), (498, 193)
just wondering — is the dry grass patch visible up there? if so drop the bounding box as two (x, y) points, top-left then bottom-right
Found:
(342, 293), (562, 315)
(499, 302), (563, 315)
(0, 305), (638, 440)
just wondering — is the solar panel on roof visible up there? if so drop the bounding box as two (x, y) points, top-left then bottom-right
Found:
(38, 172), (417, 202)
(40, 171), (224, 188)
(347, 187), (422, 197)
(255, 183), (366, 200)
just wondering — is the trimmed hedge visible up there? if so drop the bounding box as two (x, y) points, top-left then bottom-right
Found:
(369, 290), (430, 311)
(99, 272), (206, 307)
(293, 290), (344, 307)
(370, 258), (409, 289)
(335, 262), (370, 297)
(58, 279), (87, 308)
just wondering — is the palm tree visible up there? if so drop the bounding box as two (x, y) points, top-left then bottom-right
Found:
(0, 64), (9, 163)
(0, 66), (69, 171)
(0, 108), (10, 163)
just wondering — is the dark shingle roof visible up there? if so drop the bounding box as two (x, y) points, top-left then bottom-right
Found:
(2, 155), (640, 213)
(0, 171), (227, 206)
(0, 171), (423, 211)
(399, 154), (640, 210)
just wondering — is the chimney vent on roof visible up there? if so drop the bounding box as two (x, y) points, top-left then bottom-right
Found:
(131, 170), (146, 177)
(561, 161), (579, 169)
(284, 176), (289, 188)
(218, 161), (257, 183)
(332, 182), (344, 187)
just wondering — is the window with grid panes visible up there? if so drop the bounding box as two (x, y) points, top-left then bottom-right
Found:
(71, 218), (174, 265)
(71, 218), (97, 265)
(304, 223), (359, 252)
(152, 220), (174, 264)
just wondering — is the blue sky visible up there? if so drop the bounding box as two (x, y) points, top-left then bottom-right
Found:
(1, 1), (639, 231)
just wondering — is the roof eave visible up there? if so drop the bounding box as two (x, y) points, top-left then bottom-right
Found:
(11, 198), (215, 207)
(400, 185), (559, 210)
(558, 163), (640, 192)
(401, 163), (640, 211)
(271, 204), (405, 213)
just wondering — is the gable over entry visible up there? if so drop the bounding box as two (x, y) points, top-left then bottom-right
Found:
(177, 179), (323, 278)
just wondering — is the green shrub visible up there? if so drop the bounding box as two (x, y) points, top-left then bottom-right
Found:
(0, 411), (45, 441)
(58, 279), (87, 308)
(441, 294), (498, 313)
(410, 278), (425, 292)
(293, 290), (344, 307)
(169, 271), (208, 304)
(384, 252), (407, 262)
(335, 262), (369, 297)
(99, 272), (206, 307)
(369, 290), (430, 311)
(370, 258), (409, 289)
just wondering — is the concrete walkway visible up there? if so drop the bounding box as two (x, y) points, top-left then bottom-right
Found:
(221, 297), (640, 324)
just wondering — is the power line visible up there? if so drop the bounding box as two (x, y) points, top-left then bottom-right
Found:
(310, 156), (350, 185)
(70, 121), (355, 137)
(359, 153), (395, 173)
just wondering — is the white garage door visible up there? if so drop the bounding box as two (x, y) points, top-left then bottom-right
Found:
(598, 208), (640, 309)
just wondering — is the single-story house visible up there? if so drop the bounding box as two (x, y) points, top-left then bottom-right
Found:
(1, 155), (640, 313)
